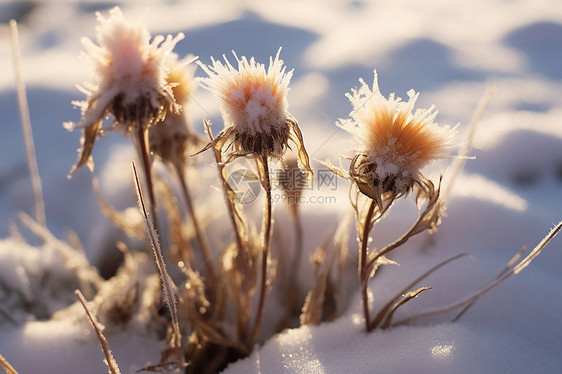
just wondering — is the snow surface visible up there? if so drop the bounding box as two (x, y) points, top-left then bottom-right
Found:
(1, 0), (562, 373)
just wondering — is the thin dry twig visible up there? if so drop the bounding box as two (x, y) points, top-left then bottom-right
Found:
(132, 162), (182, 352)
(10, 19), (46, 230)
(380, 286), (431, 329)
(443, 83), (495, 200)
(370, 253), (469, 330)
(75, 289), (121, 374)
(396, 221), (562, 325)
(0, 352), (18, 374)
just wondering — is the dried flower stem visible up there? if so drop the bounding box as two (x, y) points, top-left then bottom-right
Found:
(75, 290), (121, 374)
(204, 121), (248, 271)
(249, 154), (273, 346)
(203, 121), (251, 344)
(286, 205), (303, 317)
(132, 161), (181, 351)
(173, 162), (217, 293)
(135, 127), (161, 236)
(10, 20), (46, 230)
(360, 199), (377, 332)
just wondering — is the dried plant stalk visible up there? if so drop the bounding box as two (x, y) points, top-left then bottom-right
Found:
(132, 162), (181, 352)
(203, 120), (249, 273)
(135, 127), (161, 236)
(249, 154), (274, 347)
(204, 120), (251, 345)
(395, 221), (562, 326)
(75, 290), (121, 374)
(359, 199), (377, 331)
(173, 162), (217, 295)
(356, 178), (443, 332)
(380, 287), (431, 329)
(443, 83), (495, 200)
(370, 253), (469, 330)
(0, 353), (18, 374)
(10, 19), (46, 229)
(300, 231), (335, 325)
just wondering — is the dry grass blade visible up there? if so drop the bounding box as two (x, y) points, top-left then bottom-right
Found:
(380, 286), (431, 329)
(370, 253), (469, 330)
(132, 162), (182, 352)
(0, 353), (18, 374)
(396, 221), (562, 325)
(75, 290), (121, 374)
(300, 230), (335, 325)
(452, 247), (526, 321)
(10, 19), (46, 230)
(443, 83), (495, 200)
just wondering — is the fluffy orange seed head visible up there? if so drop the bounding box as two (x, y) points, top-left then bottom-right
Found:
(340, 71), (455, 194)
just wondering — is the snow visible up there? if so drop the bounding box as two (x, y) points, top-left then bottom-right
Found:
(1, 0), (562, 373)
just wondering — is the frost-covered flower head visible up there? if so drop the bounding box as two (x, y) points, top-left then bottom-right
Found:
(197, 48), (311, 174)
(149, 54), (202, 166)
(339, 71), (455, 204)
(64, 6), (184, 176)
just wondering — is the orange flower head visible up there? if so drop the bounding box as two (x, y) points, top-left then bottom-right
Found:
(197, 48), (293, 157)
(340, 71), (455, 198)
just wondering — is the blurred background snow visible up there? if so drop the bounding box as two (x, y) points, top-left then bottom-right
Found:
(1, 0), (561, 372)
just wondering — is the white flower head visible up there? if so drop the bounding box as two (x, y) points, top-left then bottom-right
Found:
(64, 6), (184, 176)
(339, 71), (455, 201)
(197, 48), (312, 177)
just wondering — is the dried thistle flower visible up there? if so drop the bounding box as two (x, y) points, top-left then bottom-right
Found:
(64, 6), (184, 177)
(339, 70), (455, 207)
(330, 71), (457, 332)
(149, 54), (203, 167)
(196, 48), (312, 176)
